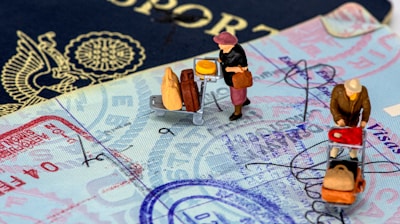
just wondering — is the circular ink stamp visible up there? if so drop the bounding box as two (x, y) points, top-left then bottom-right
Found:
(139, 179), (294, 224)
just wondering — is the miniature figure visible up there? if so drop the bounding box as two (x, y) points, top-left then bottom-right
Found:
(213, 31), (251, 121)
(329, 78), (371, 160)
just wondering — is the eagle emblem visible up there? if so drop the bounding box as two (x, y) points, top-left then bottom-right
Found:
(1, 31), (146, 116)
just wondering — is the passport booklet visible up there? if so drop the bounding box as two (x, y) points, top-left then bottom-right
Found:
(1, 2), (400, 224)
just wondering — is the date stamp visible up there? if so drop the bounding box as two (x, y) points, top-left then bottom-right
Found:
(140, 179), (294, 223)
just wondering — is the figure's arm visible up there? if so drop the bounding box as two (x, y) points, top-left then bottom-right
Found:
(225, 66), (247, 73)
(225, 49), (248, 73)
(360, 87), (371, 128)
(330, 86), (345, 126)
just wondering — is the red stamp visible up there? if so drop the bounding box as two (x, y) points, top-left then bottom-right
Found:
(0, 161), (59, 197)
(0, 115), (93, 161)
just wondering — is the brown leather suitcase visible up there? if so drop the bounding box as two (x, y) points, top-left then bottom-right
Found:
(180, 69), (200, 112)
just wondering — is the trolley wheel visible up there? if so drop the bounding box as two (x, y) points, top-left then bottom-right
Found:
(155, 110), (166, 117)
(193, 114), (204, 125)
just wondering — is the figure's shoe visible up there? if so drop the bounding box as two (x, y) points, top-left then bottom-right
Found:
(350, 157), (358, 161)
(243, 98), (251, 106)
(229, 113), (242, 121)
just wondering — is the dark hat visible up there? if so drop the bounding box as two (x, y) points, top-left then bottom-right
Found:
(213, 31), (238, 45)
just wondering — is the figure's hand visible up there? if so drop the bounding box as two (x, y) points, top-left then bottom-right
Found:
(337, 119), (345, 127)
(360, 121), (367, 129)
(226, 66), (247, 73)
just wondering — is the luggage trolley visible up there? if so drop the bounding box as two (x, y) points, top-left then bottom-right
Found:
(321, 127), (367, 206)
(149, 58), (222, 125)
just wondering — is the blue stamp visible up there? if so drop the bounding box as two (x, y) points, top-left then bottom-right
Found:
(139, 179), (294, 224)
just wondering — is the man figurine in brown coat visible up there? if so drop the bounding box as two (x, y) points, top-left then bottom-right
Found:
(329, 78), (371, 160)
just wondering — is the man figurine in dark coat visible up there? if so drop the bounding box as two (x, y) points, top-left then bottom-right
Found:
(329, 78), (371, 160)
(213, 31), (251, 121)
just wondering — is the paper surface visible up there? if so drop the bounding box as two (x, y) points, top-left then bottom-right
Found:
(384, 104), (400, 116)
(1, 3), (400, 224)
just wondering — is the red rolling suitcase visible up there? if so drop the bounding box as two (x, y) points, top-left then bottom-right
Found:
(180, 69), (200, 112)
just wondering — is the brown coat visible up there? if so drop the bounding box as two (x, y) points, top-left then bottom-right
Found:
(330, 84), (371, 127)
